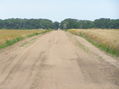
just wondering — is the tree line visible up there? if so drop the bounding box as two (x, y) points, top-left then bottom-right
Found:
(0, 19), (59, 29)
(0, 18), (119, 29)
(60, 18), (119, 29)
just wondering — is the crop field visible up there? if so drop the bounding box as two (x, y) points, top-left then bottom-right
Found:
(0, 29), (48, 48)
(68, 29), (119, 56)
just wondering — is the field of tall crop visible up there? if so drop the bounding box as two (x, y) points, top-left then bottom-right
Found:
(69, 29), (119, 56)
(0, 29), (48, 48)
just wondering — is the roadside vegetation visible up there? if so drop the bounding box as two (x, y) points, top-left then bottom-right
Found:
(0, 29), (50, 49)
(68, 29), (119, 56)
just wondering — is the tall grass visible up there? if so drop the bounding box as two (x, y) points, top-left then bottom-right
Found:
(69, 29), (119, 57)
(0, 29), (50, 49)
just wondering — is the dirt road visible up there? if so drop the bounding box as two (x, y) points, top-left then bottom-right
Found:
(0, 30), (119, 89)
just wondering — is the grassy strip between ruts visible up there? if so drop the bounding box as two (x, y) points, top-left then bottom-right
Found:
(0, 30), (50, 49)
(68, 29), (119, 57)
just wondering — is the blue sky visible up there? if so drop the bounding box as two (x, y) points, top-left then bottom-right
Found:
(0, 0), (118, 21)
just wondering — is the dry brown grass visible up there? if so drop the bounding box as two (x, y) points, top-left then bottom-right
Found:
(69, 29), (119, 56)
(0, 29), (46, 45)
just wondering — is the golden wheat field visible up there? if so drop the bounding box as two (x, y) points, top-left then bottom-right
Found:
(69, 29), (119, 55)
(0, 29), (45, 45)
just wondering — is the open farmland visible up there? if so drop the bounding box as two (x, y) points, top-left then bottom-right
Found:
(68, 29), (119, 56)
(0, 29), (48, 48)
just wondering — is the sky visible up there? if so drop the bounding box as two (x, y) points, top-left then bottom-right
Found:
(0, 0), (118, 21)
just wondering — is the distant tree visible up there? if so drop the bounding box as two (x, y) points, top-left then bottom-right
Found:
(0, 19), (3, 29)
(78, 20), (94, 29)
(60, 18), (79, 29)
(60, 19), (95, 29)
(109, 19), (119, 29)
(53, 22), (60, 30)
(94, 18), (111, 28)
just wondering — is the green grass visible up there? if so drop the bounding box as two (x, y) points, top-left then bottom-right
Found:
(0, 37), (23, 48)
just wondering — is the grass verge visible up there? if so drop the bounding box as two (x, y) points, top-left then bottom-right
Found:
(69, 30), (119, 57)
(0, 30), (50, 49)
